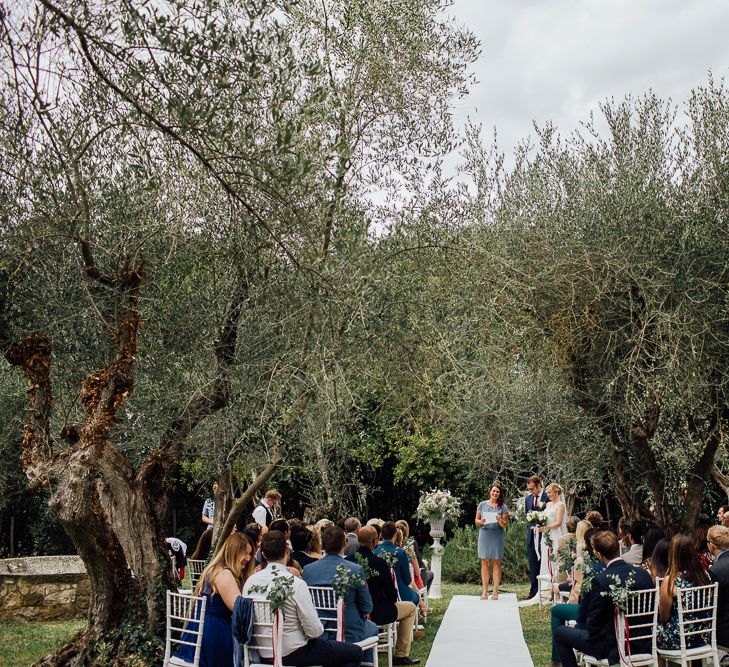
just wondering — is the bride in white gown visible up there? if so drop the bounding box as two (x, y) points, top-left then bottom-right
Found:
(538, 482), (567, 580)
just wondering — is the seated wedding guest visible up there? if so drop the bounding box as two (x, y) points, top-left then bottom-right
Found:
(649, 538), (670, 580)
(396, 520), (434, 593)
(549, 524), (605, 663)
(307, 527), (324, 560)
(658, 533), (710, 651)
(393, 525), (424, 591)
(349, 526), (420, 666)
(244, 531), (363, 667)
(708, 525), (729, 650)
(640, 525), (665, 570)
(584, 510), (604, 529)
(303, 526), (378, 645)
(554, 530), (653, 667)
(291, 526), (318, 567)
(176, 532), (256, 667)
(343, 517), (361, 557)
(376, 522), (420, 606)
(718, 506), (729, 527)
(622, 522), (644, 565)
(693, 523), (715, 571)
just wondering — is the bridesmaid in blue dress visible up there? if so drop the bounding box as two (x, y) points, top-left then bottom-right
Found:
(175, 531), (255, 667)
(475, 482), (509, 600)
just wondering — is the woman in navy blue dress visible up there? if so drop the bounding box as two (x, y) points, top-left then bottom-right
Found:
(176, 532), (255, 667)
(475, 482), (509, 600)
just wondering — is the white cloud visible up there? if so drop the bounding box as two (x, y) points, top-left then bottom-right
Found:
(448, 0), (729, 165)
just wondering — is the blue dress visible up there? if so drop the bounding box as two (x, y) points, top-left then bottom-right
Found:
(477, 501), (509, 560)
(174, 579), (234, 667)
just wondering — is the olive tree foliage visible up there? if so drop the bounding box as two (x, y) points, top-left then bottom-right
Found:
(467, 82), (729, 531)
(0, 0), (477, 662)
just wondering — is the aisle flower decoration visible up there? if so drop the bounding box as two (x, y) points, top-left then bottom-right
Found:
(579, 550), (597, 593)
(416, 489), (461, 522)
(248, 566), (295, 610)
(332, 562), (366, 599)
(599, 572), (636, 612)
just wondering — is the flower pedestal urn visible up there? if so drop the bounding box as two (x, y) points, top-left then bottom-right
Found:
(428, 516), (446, 599)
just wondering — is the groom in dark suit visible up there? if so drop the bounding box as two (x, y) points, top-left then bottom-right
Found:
(523, 475), (549, 600)
(555, 530), (653, 667)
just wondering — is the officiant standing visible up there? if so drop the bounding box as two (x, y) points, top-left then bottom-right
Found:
(475, 482), (509, 600)
(522, 475), (549, 601)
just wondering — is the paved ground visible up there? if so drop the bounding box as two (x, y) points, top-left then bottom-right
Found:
(425, 594), (534, 667)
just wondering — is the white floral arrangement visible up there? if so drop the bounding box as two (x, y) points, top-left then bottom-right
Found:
(526, 510), (548, 527)
(416, 489), (461, 522)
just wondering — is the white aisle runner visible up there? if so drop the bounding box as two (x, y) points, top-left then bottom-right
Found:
(425, 594), (534, 667)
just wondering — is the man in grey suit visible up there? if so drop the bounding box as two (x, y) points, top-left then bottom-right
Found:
(343, 517), (361, 557)
(303, 525), (378, 644)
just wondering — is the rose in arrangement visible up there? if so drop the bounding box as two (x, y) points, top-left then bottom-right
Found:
(416, 489), (461, 522)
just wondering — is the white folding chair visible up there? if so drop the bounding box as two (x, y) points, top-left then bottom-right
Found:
(537, 573), (553, 608)
(245, 599), (324, 667)
(163, 590), (207, 667)
(417, 586), (428, 625)
(378, 622), (396, 667)
(582, 584), (659, 666)
(308, 586), (379, 664)
(657, 582), (719, 667)
(188, 559), (206, 589)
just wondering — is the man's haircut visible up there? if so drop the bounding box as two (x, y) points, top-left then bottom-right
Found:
(269, 518), (289, 534)
(261, 530), (287, 561)
(322, 525), (346, 553)
(708, 525), (729, 551)
(343, 517), (361, 533)
(357, 526), (377, 548)
(290, 526), (314, 552)
(527, 475), (542, 487)
(591, 530), (620, 560)
(628, 521), (645, 544)
(264, 489), (281, 501)
(381, 521), (398, 541)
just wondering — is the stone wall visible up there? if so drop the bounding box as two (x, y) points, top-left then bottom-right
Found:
(0, 555), (89, 621)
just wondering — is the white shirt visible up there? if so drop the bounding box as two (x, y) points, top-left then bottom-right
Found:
(252, 502), (269, 529)
(622, 543), (643, 566)
(242, 563), (323, 658)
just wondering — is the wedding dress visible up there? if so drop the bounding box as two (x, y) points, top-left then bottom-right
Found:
(539, 496), (566, 578)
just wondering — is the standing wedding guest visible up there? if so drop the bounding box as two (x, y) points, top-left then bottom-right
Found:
(522, 475), (549, 601)
(252, 489), (281, 530)
(202, 482), (219, 530)
(718, 506), (729, 526)
(658, 534), (710, 650)
(175, 532), (255, 667)
(475, 482), (509, 600)
(707, 525), (729, 650)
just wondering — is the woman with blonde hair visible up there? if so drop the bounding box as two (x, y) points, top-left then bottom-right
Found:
(177, 532), (256, 667)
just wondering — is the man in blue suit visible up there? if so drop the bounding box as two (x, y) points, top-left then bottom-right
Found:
(303, 525), (379, 644)
(375, 522), (420, 606)
(555, 530), (653, 667)
(523, 475), (549, 600)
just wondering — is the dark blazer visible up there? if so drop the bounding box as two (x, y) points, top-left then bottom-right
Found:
(292, 549), (317, 568)
(709, 551), (729, 647)
(525, 490), (549, 547)
(303, 554), (377, 643)
(347, 546), (399, 625)
(585, 558), (654, 661)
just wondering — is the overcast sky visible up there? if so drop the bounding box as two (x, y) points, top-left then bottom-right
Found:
(447, 0), (729, 167)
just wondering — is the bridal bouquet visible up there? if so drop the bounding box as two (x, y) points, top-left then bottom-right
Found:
(416, 489), (461, 522)
(526, 511), (548, 527)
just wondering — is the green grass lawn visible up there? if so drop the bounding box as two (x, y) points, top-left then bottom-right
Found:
(0, 582), (553, 667)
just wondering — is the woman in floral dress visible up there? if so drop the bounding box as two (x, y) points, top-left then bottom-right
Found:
(658, 534), (710, 650)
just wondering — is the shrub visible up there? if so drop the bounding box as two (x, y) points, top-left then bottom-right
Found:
(441, 523), (529, 584)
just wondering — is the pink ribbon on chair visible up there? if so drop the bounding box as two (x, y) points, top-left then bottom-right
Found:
(273, 608), (282, 667)
(614, 606), (633, 667)
(547, 547), (553, 578)
(336, 598), (345, 642)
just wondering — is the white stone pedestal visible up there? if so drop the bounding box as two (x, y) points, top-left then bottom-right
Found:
(428, 517), (446, 599)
